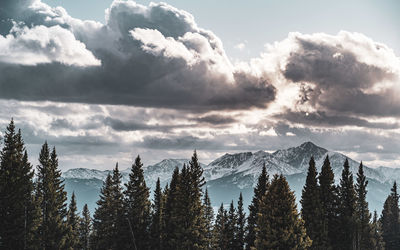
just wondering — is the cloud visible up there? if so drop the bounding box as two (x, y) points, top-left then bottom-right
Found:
(0, 0), (276, 111)
(194, 115), (237, 125)
(0, 24), (100, 66)
(277, 31), (400, 117)
(234, 43), (245, 50)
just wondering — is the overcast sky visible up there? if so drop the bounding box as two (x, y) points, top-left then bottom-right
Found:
(0, 0), (399, 170)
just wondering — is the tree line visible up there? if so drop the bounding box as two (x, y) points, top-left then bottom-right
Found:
(0, 119), (399, 249)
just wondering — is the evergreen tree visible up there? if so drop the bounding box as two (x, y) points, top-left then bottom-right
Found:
(187, 150), (207, 249)
(381, 182), (400, 250)
(245, 163), (269, 250)
(65, 192), (80, 249)
(300, 156), (326, 249)
(36, 143), (68, 249)
(203, 188), (214, 249)
(213, 203), (228, 250)
(318, 156), (338, 249)
(255, 175), (311, 249)
(371, 211), (384, 250)
(91, 174), (115, 250)
(0, 120), (38, 249)
(236, 193), (245, 250)
(124, 155), (151, 250)
(226, 201), (238, 250)
(79, 204), (91, 250)
(150, 178), (163, 250)
(337, 159), (357, 250)
(163, 167), (185, 249)
(355, 162), (373, 250)
(91, 164), (125, 250)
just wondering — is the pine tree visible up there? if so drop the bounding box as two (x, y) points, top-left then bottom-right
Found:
(65, 192), (80, 249)
(150, 178), (163, 250)
(79, 204), (91, 250)
(337, 159), (357, 250)
(203, 188), (214, 249)
(355, 162), (373, 250)
(371, 211), (384, 250)
(213, 203), (228, 250)
(187, 150), (207, 249)
(236, 193), (245, 250)
(91, 164), (125, 250)
(318, 155), (338, 249)
(381, 182), (400, 250)
(226, 201), (238, 249)
(300, 156), (326, 249)
(124, 155), (151, 250)
(0, 120), (38, 249)
(91, 174), (115, 250)
(245, 163), (269, 250)
(36, 143), (68, 249)
(163, 167), (185, 249)
(255, 175), (311, 249)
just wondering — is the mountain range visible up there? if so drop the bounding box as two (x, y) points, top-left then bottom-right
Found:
(62, 142), (399, 214)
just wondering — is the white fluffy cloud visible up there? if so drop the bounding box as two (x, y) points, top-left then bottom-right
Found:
(0, 24), (100, 66)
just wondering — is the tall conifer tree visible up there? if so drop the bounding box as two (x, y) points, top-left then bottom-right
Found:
(65, 192), (80, 249)
(79, 204), (91, 250)
(36, 143), (68, 249)
(226, 201), (238, 250)
(381, 182), (400, 250)
(355, 162), (373, 250)
(301, 156), (326, 249)
(337, 159), (357, 250)
(0, 120), (38, 249)
(318, 156), (338, 249)
(213, 203), (228, 250)
(124, 155), (151, 250)
(371, 211), (385, 250)
(150, 178), (163, 250)
(203, 188), (214, 249)
(245, 163), (268, 250)
(255, 175), (311, 249)
(236, 193), (246, 250)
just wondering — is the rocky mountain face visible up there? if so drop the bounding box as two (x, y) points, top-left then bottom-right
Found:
(62, 142), (399, 214)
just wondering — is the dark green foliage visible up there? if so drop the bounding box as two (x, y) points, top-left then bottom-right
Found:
(355, 162), (373, 250)
(236, 193), (246, 250)
(300, 156), (326, 249)
(337, 159), (357, 249)
(150, 178), (163, 250)
(226, 201), (238, 250)
(65, 192), (80, 249)
(255, 175), (311, 249)
(381, 182), (400, 250)
(371, 211), (385, 250)
(245, 163), (268, 250)
(318, 156), (338, 249)
(124, 155), (151, 250)
(36, 143), (68, 249)
(203, 188), (214, 249)
(0, 120), (38, 249)
(213, 203), (228, 250)
(163, 166), (188, 249)
(79, 204), (91, 250)
(91, 164), (125, 250)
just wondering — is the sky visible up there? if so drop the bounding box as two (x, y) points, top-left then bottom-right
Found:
(0, 0), (399, 170)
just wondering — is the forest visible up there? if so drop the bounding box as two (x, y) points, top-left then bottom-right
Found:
(0, 119), (399, 250)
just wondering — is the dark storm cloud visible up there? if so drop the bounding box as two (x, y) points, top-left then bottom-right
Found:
(282, 33), (400, 117)
(0, 0), (276, 111)
(194, 115), (237, 125)
(103, 117), (191, 132)
(275, 110), (399, 129)
(138, 135), (222, 150)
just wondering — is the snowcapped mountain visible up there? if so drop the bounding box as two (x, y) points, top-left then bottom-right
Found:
(62, 141), (397, 214)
